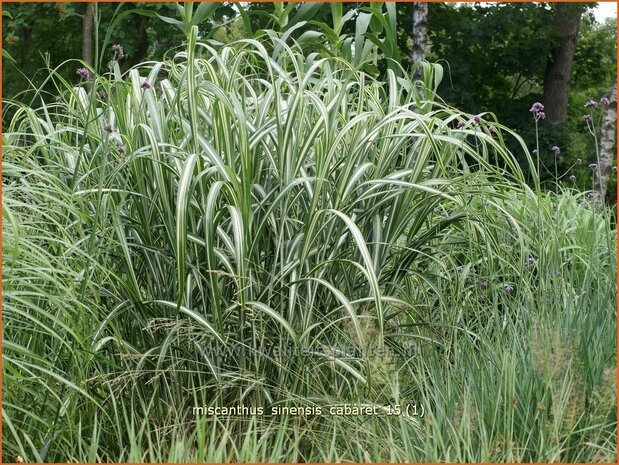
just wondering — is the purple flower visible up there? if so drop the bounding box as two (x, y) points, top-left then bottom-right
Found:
(476, 279), (488, 287)
(583, 114), (592, 122)
(584, 99), (598, 108)
(55, 95), (62, 103)
(118, 145), (126, 154)
(456, 266), (464, 273)
(103, 123), (113, 133)
(76, 67), (90, 79)
(524, 257), (537, 267)
(141, 79), (151, 89)
(488, 125), (496, 133)
(503, 284), (514, 293)
(112, 44), (125, 60)
(600, 97), (610, 105)
(457, 120), (466, 129)
(551, 146), (560, 154)
(98, 90), (107, 99)
(569, 174), (576, 182)
(589, 163), (598, 170)
(530, 102), (546, 120)
(472, 114), (482, 123)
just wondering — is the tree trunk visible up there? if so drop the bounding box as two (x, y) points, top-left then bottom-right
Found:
(542, 3), (583, 125)
(412, 2), (428, 79)
(596, 82), (617, 200)
(81, 2), (95, 67)
(128, 16), (150, 68)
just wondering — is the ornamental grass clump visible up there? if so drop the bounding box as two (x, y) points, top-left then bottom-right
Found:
(2, 28), (615, 462)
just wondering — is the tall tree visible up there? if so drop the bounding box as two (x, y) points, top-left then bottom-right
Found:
(128, 15), (150, 68)
(81, 2), (95, 67)
(411, 2), (427, 78)
(596, 82), (617, 199)
(542, 3), (584, 124)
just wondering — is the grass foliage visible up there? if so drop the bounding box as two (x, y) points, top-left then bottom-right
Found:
(2, 30), (616, 462)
